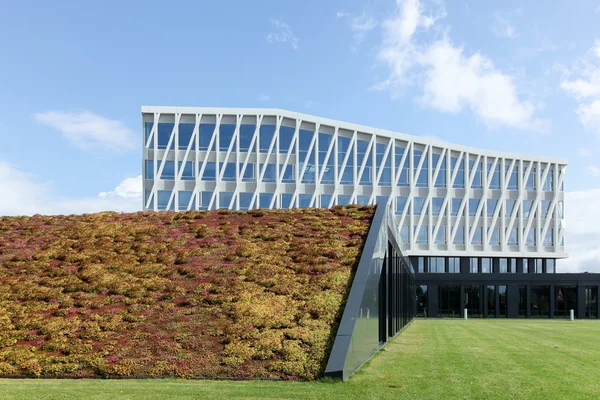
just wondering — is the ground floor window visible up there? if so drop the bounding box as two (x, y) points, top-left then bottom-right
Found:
(585, 286), (598, 318)
(530, 285), (550, 318)
(555, 285), (577, 318)
(417, 285), (428, 317)
(464, 285), (483, 318)
(498, 285), (507, 317)
(518, 286), (527, 317)
(438, 285), (461, 318)
(486, 285), (496, 317)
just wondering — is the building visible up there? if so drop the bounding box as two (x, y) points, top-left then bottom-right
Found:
(142, 106), (599, 319)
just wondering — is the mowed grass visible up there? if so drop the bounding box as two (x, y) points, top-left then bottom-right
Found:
(2, 319), (600, 400)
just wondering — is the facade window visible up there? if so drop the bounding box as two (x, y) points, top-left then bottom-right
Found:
(489, 162), (500, 189)
(541, 200), (551, 219)
(414, 149), (428, 188)
(145, 122), (154, 147)
(396, 145), (409, 187)
(469, 199), (480, 216)
(510, 259), (517, 273)
(523, 259), (529, 274)
(199, 162), (216, 181)
(200, 191), (212, 210)
(279, 125), (295, 153)
(416, 226), (428, 244)
(481, 258), (492, 273)
(262, 164), (276, 183)
(470, 258), (478, 273)
(448, 257), (460, 273)
(178, 123), (195, 150)
(535, 259), (543, 274)
(525, 166), (536, 190)
(487, 199), (498, 217)
(220, 162), (236, 181)
(507, 164), (518, 190)
(544, 228), (554, 246)
(259, 193), (273, 209)
(435, 228), (446, 245)
(558, 201), (564, 219)
(281, 193), (294, 208)
(432, 197), (444, 216)
(281, 164), (294, 183)
(396, 196), (407, 215)
(338, 195), (351, 206)
(219, 192), (233, 209)
(499, 258), (508, 273)
(339, 136), (353, 185)
(178, 191), (193, 211)
(144, 190), (151, 208)
(240, 163), (255, 182)
(543, 168), (554, 191)
(433, 153), (446, 188)
(472, 227), (483, 245)
(298, 194), (312, 208)
(179, 161), (195, 180)
(401, 226), (409, 243)
(238, 192), (253, 211)
(526, 229), (536, 247)
(523, 200), (534, 218)
(490, 227), (500, 246)
(376, 143), (392, 186)
(239, 124), (256, 152)
(451, 157), (465, 188)
(505, 199), (516, 218)
(157, 190), (171, 210)
(413, 197), (426, 216)
(508, 228), (518, 246)
(547, 259), (555, 273)
(451, 198), (461, 217)
(160, 161), (175, 180)
(199, 123), (215, 151)
(357, 195), (369, 206)
(219, 124), (236, 152)
(470, 159), (483, 189)
(144, 160), (154, 180)
(157, 123), (174, 150)
(429, 257), (445, 273)
(453, 226), (465, 245)
(418, 257), (425, 273)
(259, 124), (276, 152)
(320, 194), (332, 208)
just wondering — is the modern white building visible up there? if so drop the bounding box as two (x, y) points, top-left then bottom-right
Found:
(142, 106), (567, 262)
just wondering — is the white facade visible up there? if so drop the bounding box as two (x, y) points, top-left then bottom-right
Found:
(142, 106), (567, 259)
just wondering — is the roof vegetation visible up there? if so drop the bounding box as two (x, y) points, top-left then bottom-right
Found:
(0, 205), (374, 380)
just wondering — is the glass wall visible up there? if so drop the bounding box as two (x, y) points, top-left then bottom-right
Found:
(438, 285), (461, 317)
(417, 285), (428, 317)
(464, 285), (483, 318)
(518, 285), (527, 317)
(530, 285), (550, 318)
(554, 285), (577, 318)
(498, 285), (507, 317)
(486, 285), (496, 317)
(586, 286), (598, 318)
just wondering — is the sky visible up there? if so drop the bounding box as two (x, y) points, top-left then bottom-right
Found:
(0, 0), (599, 272)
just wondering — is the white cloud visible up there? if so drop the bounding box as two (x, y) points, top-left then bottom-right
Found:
(258, 95), (271, 101)
(375, 0), (537, 129)
(349, 13), (378, 49)
(579, 148), (592, 157)
(586, 165), (600, 177)
(561, 189), (600, 273)
(336, 11), (349, 19)
(266, 19), (299, 50)
(34, 111), (137, 152)
(0, 161), (141, 216)
(560, 40), (600, 138)
(491, 14), (517, 39)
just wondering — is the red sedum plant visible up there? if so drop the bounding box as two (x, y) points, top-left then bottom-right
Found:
(0, 205), (374, 380)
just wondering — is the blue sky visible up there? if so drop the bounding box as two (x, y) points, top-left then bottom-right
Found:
(1, 0), (600, 271)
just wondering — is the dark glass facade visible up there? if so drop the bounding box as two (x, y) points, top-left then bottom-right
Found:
(412, 256), (600, 319)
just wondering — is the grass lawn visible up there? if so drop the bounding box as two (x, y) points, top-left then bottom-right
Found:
(1, 319), (600, 400)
